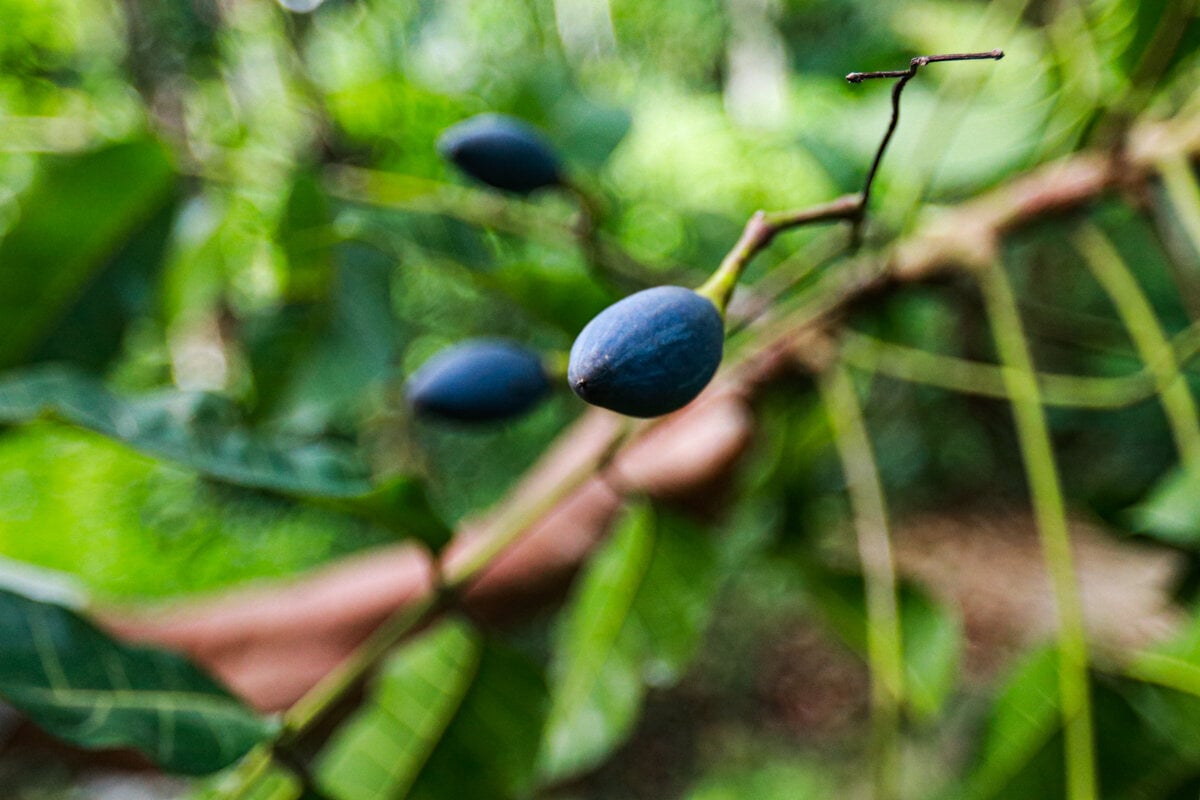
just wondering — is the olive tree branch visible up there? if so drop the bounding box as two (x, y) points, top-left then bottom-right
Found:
(559, 178), (657, 294)
(697, 50), (1004, 314)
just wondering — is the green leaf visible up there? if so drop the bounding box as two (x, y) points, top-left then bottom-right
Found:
(686, 759), (832, 800)
(1120, 611), (1200, 759)
(268, 242), (400, 430)
(0, 140), (177, 369)
(802, 571), (962, 721)
(244, 173), (338, 419)
(197, 762), (303, 800)
(960, 646), (1061, 800)
(538, 502), (720, 782)
(0, 366), (372, 498)
(407, 637), (548, 800)
(31, 198), (178, 372)
(317, 621), (481, 800)
(899, 587), (961, 720)
(0, 588), (273, 774)
(322, 476), (452, 549)
(1127, 466), (1200, 545)
(317, 619), (548, 800)
(1099, 677), (1200, 798)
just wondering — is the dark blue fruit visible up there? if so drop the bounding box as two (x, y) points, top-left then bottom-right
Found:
(406, 340), (551, 423)
(437, 114), (563, 195)
(568, 286), (724, 418)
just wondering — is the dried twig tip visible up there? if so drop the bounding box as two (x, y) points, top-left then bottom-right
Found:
(845, 49), (1004, 83)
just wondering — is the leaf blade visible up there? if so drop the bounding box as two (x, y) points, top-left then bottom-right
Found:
(538, 502), (721, 782)
(0, 588), (273, 774)
(0, 141), (177, 369)
(0, 366), (372, 498)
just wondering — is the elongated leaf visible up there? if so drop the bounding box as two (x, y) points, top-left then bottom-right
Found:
(0, 141), (176, 369)
(317, 619), (548, 800)
(31, 198), (178, 372)
(407, 637), (548, 800)
(967, 635), (1200, 800)
(1127, 465), (1200, 545)
(1119, 612), (1200, 766)
(198, 762), (303, 800)
(316, 620), (481, 800)
(0, 588), (273, 774)
(1098, 678), (1200, 798)
(244, 172), (338, 420)
(960, 646), (1061, 800)
(538, 502), (720, 782)
(0, 366), (372, 498)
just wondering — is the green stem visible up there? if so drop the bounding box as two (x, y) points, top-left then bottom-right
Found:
(440, 419), (634, 589)
(281, 596), (440, 739)
(214, 745), (285, 800)
(697, 197), (863, 316)
(697, 211), (775, 317)
(1074, 223), (1200, 466)
(326, 166), (575, 246)
(980, 262), (1096, 800)
(562, 178), (656, 293)
(1159, 155), (1200, 264)
(728, 228), (851, 330)
(819, 362), (904, 800)
(215, 422), (635, 799)
(325, 166), (681, 290)
(838, 324), (1200, 409)
(217, 599), (442, 800)
(1158, 154), (1200, 319)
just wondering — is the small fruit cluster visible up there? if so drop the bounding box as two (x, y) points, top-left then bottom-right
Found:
(407, 114), (727, 424)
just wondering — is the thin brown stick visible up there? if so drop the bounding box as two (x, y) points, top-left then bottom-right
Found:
(847, 50), (1004, 246)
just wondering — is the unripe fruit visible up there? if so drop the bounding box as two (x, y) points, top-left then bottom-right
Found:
(406, 339), (552, 423)
(437, 114), (563, 195)
(568, 286), (724, 418)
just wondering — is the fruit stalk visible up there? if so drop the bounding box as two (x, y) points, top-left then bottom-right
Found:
(697, 196), (863, 316)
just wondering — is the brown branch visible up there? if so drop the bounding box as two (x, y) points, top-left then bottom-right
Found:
(891, 108), (1200, 279)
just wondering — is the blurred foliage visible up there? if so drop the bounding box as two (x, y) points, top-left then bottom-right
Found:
(0, 0), (1199, 798)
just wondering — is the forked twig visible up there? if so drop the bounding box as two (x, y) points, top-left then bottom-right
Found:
(698, 50), (1004, 312)
(847, 50), (1004, 246)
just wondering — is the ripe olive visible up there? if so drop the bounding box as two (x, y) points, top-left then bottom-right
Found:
(568, 286), (724, 418)
(437, 114), (563, 195)
(406, 339), (551, 423)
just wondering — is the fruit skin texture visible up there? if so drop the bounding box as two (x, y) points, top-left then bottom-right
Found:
(406, 340), (551, 423)
(568, 286), (725, 418)
(437, 114), (563, 195)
